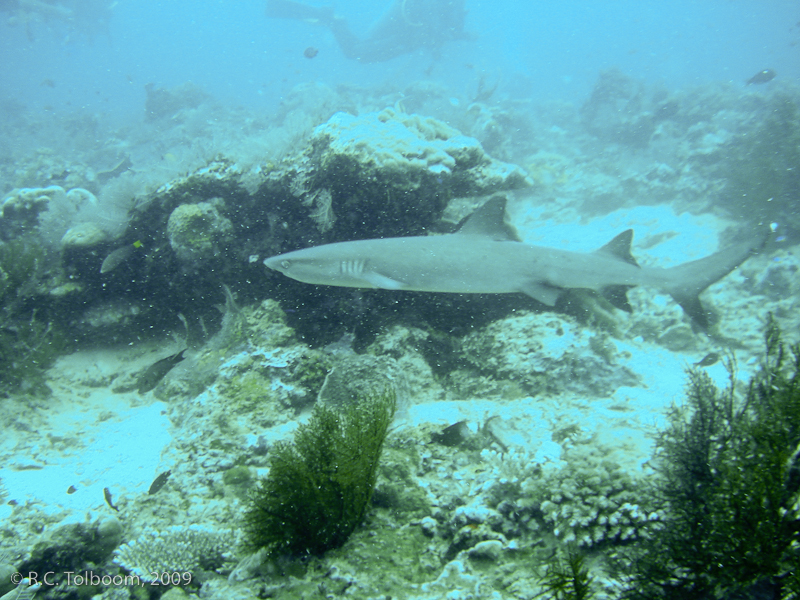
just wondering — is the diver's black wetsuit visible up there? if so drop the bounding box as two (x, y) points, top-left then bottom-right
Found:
(266, 0), (470, 62)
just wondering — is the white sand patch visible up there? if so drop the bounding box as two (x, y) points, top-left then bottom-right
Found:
(509, 200), (731, 265)
(0, 350), (173, 520)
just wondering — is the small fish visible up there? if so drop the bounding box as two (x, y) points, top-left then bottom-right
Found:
(100, 240), (142, 273)
(693, 352), (720, 368)
(136, 349), (186, 394)
(67, 485), (77, 494)
(103, 487), (119, 511)
(148, 470), (172, 495)
(40, 78), (56, 88)
(303, 46), (319, 59)
(100, 246), (132, 273)
(431, 421), (471, 447)
(746, 69), (776, 85)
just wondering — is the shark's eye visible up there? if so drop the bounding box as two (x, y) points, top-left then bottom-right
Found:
(281, 260), (291, 269)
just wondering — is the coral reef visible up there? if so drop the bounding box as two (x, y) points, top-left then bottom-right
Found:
(144, 81), (212, 122)
(0, 185), (101, 247)
(580, 68), (666, 148)
(723, 92), (800, 229)
(113, 525), (235, 582)
(315, 108), (529, 191)
(60, 222), (109, 248)
(475, 441), (657, 551)
(272, 107), (531, 243)
(3, 75), (799, 600)
(1, 102), (536, 350)
(242, 388), (396, 557)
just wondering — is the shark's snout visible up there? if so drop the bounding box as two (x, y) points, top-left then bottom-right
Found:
(263, 256), (285, 272)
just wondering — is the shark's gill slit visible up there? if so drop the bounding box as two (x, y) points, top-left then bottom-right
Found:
(341, 260), (364, 277)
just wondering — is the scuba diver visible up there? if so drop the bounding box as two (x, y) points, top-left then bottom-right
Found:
(266, 0), (472, 63)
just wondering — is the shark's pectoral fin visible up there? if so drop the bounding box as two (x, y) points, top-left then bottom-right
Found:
(362, 271), (406, 290)
(602, 285), (634, 313)
(518, 282), (563, 306)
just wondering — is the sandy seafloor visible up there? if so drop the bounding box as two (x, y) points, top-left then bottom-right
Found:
(1, 78), (800, 599)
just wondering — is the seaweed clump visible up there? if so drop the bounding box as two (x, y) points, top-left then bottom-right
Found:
(242, 389), (396, 557)
(622, 317), (800, 599)
(0, 237), (64, 397)
(537, 546), (595, 600)
(0, 313), (63, 397)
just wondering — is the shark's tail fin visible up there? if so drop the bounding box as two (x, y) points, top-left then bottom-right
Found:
(663, 231), (769, 329)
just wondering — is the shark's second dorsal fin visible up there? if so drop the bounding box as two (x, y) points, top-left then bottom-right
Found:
(595, 229), (639, 267)
(457, 195), (521, 242)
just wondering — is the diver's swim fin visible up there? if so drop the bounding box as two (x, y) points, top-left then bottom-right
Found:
(266, 0), (334, 23)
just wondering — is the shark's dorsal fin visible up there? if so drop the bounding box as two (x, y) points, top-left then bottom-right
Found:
(595, 229), (639, 267)
(457, 195), (522, 242)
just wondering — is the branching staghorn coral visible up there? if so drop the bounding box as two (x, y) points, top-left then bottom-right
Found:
(113, 525), (235, 582)
(478, 445), (659, 549)
(535, 453), (659, 548)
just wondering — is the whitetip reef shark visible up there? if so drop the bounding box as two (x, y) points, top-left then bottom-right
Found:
(264, 197), (766, 328)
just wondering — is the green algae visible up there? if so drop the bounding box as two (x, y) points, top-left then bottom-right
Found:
(0, 237), (64, 397)
(242, 388), (396, 557)
(621, 316), (800, 599)
(538, 546), (596, 600)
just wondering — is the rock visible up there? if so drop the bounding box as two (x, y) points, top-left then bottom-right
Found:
(419, 516), (438, 537)
(61, 222), (109, 248)
(160, 588), (189, 600)
(318, 353), (409, 411)
(467, 540), (504, 561)
(462, 311), (641, 397)
(581, 68), (658, 148)
(19, 515), (124, 574)
(167, 198), (233, 263)
(227, 548), (270, 583)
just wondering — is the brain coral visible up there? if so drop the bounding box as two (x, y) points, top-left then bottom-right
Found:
(167, 198), (233, 263)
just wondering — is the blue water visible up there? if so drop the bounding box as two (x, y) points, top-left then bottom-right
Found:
(2, 3), (800, 595)
(2, 0), (797, 119)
